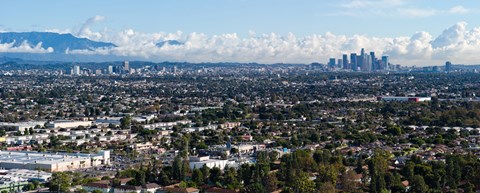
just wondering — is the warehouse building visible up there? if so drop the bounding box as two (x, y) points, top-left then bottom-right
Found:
(377, 96), (431, 102)
(0, 150), (110, 172)
(46, 120), (92, 129)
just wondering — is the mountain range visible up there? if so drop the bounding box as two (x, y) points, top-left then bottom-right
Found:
(0, 32), (183, 62)
(0, 32), (116, 53)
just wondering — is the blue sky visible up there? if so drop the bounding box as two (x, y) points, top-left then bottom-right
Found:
(1, 0), (480, 66)
(1, 0), (478, 37)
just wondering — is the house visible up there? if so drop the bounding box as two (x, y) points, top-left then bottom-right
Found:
(113, 185), (142, 193)
(82, 180), (112, 193)
(157, 187), (200, 193)
(143, 183), (161, 193)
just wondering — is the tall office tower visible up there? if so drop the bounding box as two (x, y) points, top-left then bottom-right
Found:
(361, 48), (365, 57)
(73, 65), (81, 75)
(370, 51), (376, 70)
(342, 54), (349, 69)
(365, 55), (372, 72)
(382, 56), (389, 70)
(337, 59), (343, 68)
(173, 65), (177, 75)
(328, 58), (336, 68)
(123, 61), (129, 72)
(356, 55), (363, 71)
(445, 61), (452, 72)
(350, 53), (357, 71)
(108, 65), (113, 74)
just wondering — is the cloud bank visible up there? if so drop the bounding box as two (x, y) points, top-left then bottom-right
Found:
(2, 17), (480, 66)
(65, 21), (480, 66)
(0, 41), (53, 53)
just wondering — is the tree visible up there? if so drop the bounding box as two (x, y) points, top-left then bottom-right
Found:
(192, 168), (204, 185)
(409, 175), (428, 193)
(445, 155), (461, 189)
(209, 167), (222, 184)
(341, 170), (357, 192)
(92, 190), (103, 193)
(172, 155), (185, 181)
(223, 167), (239, 189)
(291, 172), (316, 193)
(201, 165), (210, 184)
(135, 170), (146, 187)
(368, 150), (389, 193)
(317, 182), (336, 193)
(262, 172), (278, 192)
(74, 189), (88, 193)
(49, 172), (72, 193)
(120, 115), (132, 129)
(240, 183), (266, 193)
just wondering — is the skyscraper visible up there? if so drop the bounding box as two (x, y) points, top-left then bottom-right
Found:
(370, 51), (375, 71)
(445, 61), (452, 72)
(342, 54), (349, 69)
(108, 65), (113, 74)
(382, 56), (389, 70)
(328, 58), (336, 68)
(123, 61), (129, 72)
(73, 65), (80, 75)
(350, 53), (357, 71)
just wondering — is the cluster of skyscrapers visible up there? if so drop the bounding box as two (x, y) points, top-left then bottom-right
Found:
(328, 48), (391, 72)
(67, 61), (131, 75)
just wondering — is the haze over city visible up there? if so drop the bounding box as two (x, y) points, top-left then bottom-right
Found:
(2, 0), (480, 66)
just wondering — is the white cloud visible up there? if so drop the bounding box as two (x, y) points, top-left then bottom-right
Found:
(63, 21), (480, 66)
(77, 15), (105, 40)
(44, 28), (72, 34)
(0, 40), (54, 53)
(5, 16), (480, 66)
(449, 5), (469, 14)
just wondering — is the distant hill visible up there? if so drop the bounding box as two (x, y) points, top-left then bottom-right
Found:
(156, 40), (183, 47)
(0, 32), (116, 53)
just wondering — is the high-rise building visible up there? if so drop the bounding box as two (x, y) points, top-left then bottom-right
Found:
(350, 53), (357, 71)
(107, 65), (113, 74)
(123, 61), (129, 72)
(73, 65), (81, 75)
(337, 59), (343, 68)
(382, 56), (389, 70)
(328, 58), (336, 68)
(365, 55), (372, 72)
(342, 54), (349, 69)
(370, 51), (376, 71)
(445, 61), (452, 72)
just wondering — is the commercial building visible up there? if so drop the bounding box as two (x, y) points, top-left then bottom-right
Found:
(377, 96), (432, 102)
(73, 65), (81, 75)
(0, 150), (110, 172)
(123, 61), (129, 72)
(0, 121), (46, 132)
(0, 169), (52, 182)
(189, 156), (229, 170)
(46, 120), (92, 129)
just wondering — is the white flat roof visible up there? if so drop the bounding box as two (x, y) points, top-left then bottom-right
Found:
(0, 151), (102, 165)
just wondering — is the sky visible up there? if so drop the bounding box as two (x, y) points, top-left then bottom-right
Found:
(1, 0), (480, 66)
